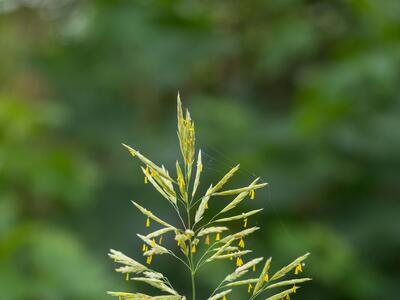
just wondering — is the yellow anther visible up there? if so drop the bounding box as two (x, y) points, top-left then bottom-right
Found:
(142, 243), (147, 252)
(248, 283), (253, 293)
(264, 274), (269, 282)
(146, 217), (151, 227)
(205, 201), (208, 209)
(159, 235), (163, 244)
(126, 272), (129, 281)
(199, 163), (203, 172)
(215, 233), (221, 241)
(151, 239), (156, 247)
(292, 286), (298, 293)
(285, 294), (290, 300)
(250, 189), (255, 200)
(243, 218), (248, 228)
(144, 165), (150, 184)
(253, 264), (256, 272)
(191, 244), (196, 253)
(294, 263), (303, 275)
(179, 177), (185, 190)
(146, 255), (153, 265)
(236, 257), (244, 267)
(238, 238), (245, 248)
(205, 235), (210, 245)
(222, 296), (227, 300)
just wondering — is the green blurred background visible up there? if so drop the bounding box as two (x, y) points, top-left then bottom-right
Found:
(1, 0), (399, 299)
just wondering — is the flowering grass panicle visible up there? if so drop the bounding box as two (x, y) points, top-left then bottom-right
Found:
(107, 94), (311, 300)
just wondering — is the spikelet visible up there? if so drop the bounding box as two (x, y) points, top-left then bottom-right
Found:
(224, 269), (249, 282)
(220, 227), (259, 243)
(177, 93), (195, 170)
(225, 278), (258, 287)
(264, 287), (300, 300)
(175, 232), (189, 256)
(137, 234), (169, 255)
(235, 257), (263, 274)
(131, 277), (179, 295)
(108, 249), (148, 274)
(222, 257), (262, 284)
(218, 178), (259, 214)
(194, 185), (213, 223)
(197, 226), (228, 237)
(207, 289), (232, 300)
(141, 167), (176, 204)
(253, 257), (272, 295)
(212, 246), (239, 253)
(155, 166), (177, 199)
(270, 253), (310, 280)
(210, 250), (252, 261)
(214, 209), (263, 223)
(107, 292), (186, 300)
(212, 179), (268, 196)
(131, 201), (175, 228)
(176, 161), (188, 203)
(210, 165), (240, 194)
(192, 150), (202, 198)
(143, 270), (165, 280)
(122, 144), (174, 183)
(141, 166), (177, 205)
(146, 227), (175, 239)
(206, 237), (234, 261)
(107, 291), (151, 299)
(266, 278), (312, 290)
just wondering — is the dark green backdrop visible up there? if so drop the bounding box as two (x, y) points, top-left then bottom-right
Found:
(1, 0), (399, 299)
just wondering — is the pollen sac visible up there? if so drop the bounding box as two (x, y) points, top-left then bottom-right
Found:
(294, 263), (303, 275)
(146, 255), (153, 264)
(250, 189), (255, 200)
(236, 257), (244, 267)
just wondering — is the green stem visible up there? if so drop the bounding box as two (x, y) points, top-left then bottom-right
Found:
(191, 270), (196, 300)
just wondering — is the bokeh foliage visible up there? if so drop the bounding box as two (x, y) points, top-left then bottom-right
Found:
(0, 0), (399, 299)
